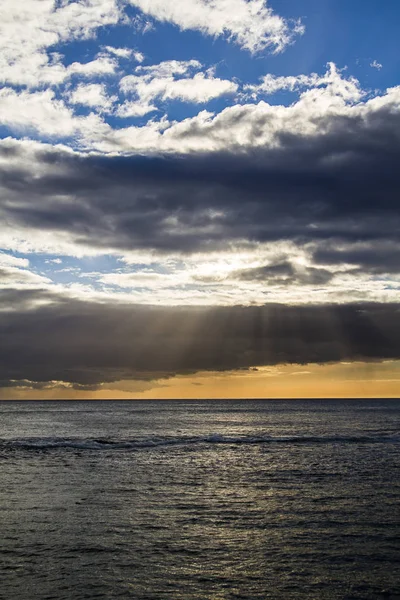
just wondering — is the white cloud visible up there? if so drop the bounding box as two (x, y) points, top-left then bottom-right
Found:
(69, 83), (116, 111)
(115, 101), (157, 118)
(0, 61), (375, 153)
(99, 271), (185, 289)
(244, 73), (321, 97)
(118, 60), (238, 115)
(370, 60), (383, 70)
(135, 59), (202, 77)
(245, 63), (362, 102)
(131, 14), (155, 34)
(0, 265), (51, 289)
(0, 53), (117, 88)
(0, 88), (109, 140)
(121, 72), (238, 105)
(127, 0), (303, 53)
(104, 46), (145, 62)
(0, 253), (29, 269)
(46, 258), (63, 264)
(162, 73), (238, 102)
(0, 0), (121, 87)
(18, 244), (399, 307)
(104, 46), (131, 58)
(0, 88), (80, 137)
(97, 63), (368, 153)
(67, 55), (117, 77)
(133, 51), (146, 63)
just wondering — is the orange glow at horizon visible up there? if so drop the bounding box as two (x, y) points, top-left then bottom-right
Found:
(1, 360), (399, 400)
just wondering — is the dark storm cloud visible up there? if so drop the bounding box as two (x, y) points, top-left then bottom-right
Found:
(0, 288), (61, 311)
(234, 261), (334, 285)
(1, 290), (400, 387)
(312, 242), (400, 275)
(0, 95), (400, 264)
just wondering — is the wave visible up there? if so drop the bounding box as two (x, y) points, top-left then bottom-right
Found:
(1, 432), (399, 452)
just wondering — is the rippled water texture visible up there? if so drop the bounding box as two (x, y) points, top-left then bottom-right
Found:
(1, 399), (399, 600)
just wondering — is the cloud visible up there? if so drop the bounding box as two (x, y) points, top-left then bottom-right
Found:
(370, 60), (383, 70)
(103, 45), (142, 60)
(0, 252), (51, 288)
(115, 101), (158, 118)
(135, 60), (202, 77)
(127, 0), (304, 53)
(0, 267), (49, 287)
(0, 89), (80, 137)
(118, 60), (238, 115)
(0, 0), (300, 95)
(133, 51), (146, 63)
(243, 63), (362, 101)
(244, 72), (321, 97)
(0, 88), (108, 139)
(0, 252), (29, 269)
(69, 83), (117, 112)
(0, 64), (399, 306)
(312, 242), (400, 275)
(1, 73), (399, 258)
(233, 261), (334, 286)
(0, 253), (52, 293)
(67, 55), (117, 77)
(0, 293), (399, 387)
(0, 0), (121, 87)
(0, 63), (389, 151)
(0, 56), (238, 140)
(88, 64), (386, 153)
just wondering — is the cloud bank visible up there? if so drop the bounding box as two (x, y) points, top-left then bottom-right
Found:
(1, 77), (399, 261)
(1, 293), (400, 388)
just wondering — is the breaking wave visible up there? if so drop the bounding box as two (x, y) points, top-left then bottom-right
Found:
(1, 432), (399, 452)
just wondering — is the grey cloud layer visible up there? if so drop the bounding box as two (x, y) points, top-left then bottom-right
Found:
(234, 261), (334, 286)
(1, 91), (399, 269)
(1, 291), (400, 387)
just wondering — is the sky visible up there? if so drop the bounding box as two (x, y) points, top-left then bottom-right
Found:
(0, 0), (400, 399)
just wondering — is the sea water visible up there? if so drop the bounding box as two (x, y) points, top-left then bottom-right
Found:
(0, 399), (399, 600)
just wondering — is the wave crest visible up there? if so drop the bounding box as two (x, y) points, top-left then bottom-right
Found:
(1, 432), (399, 452)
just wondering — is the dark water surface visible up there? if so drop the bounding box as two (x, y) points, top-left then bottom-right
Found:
(1, 399), (399, 600)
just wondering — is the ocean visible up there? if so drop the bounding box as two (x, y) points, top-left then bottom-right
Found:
(0, 399), (399, 600)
